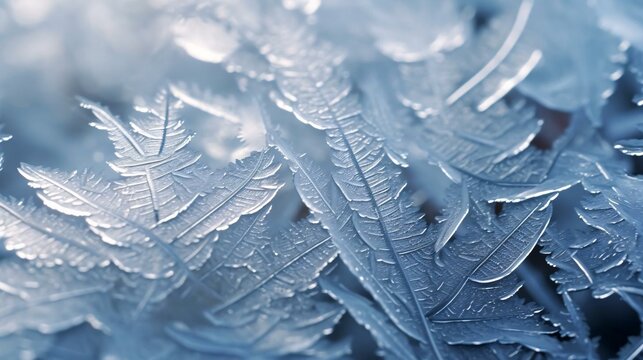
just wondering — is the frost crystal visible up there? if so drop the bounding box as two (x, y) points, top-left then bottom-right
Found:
(0, 0), (641, 358)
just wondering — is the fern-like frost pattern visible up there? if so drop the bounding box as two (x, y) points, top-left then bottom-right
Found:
(0, 0), (642, 359)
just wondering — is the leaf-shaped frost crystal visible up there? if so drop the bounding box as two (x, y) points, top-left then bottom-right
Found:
(0, 260), (113, 337)
(0, 0), (641, 358)
(15, 99), (284, 304)
(199, 208), (338, 318)
(321, 278), (418, 360)
(278, 137), (560, 356)
(17, 165), (190, 276)
(169, 290), (344, 358)
(164, 148), (283, 243)
(0, 197), (111, 271)
(81, 90), (212, 224)
(247, 3), (562, 355)
(166, 206), (341, 358)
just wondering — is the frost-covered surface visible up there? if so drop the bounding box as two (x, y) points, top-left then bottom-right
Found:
(0, 0), (643, 359)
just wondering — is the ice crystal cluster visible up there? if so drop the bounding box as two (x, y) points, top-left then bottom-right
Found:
(0, 0), (642, 359)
